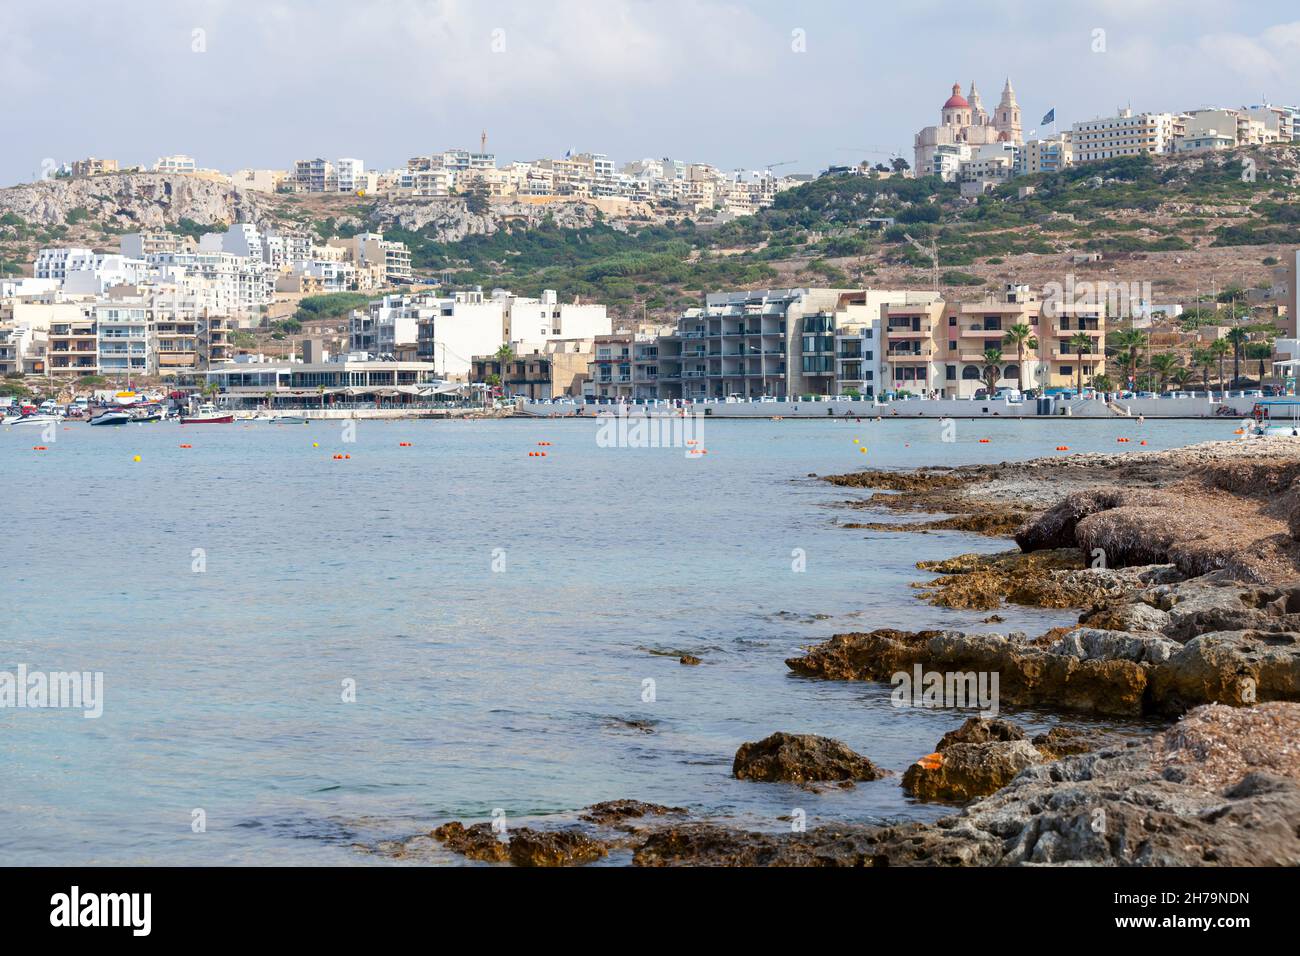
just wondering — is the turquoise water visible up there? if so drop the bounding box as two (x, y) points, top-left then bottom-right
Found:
(0, 415), (1229, 864)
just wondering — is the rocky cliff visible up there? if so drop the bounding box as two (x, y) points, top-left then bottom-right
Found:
(0, 172), (272, 230)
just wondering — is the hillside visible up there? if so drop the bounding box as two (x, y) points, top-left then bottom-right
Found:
(3, 145), (1299, 325)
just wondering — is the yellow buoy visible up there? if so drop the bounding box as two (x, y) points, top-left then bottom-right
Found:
(132, 455), (141, 462)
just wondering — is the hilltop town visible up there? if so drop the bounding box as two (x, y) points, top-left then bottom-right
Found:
(2, 85), (1299, 411)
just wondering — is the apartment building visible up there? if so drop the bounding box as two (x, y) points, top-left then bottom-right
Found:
(327, 233), (414, 285)
(0, 324), (46, 375)
(46, 315), (99, 376)
(501, 289), (610, 348)
(293, 158), (336, 193)
(1016, 134), (1074, 176)
(34, 248), (149, 290)
(880, 284), (1106, 397)
(472, 338), (593, 399)
(1070, 108), (1181, 162)
(351, 289), (507, 378)
(94, 302), (153, 378)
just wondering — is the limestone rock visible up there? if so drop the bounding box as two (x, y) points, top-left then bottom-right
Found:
(732, 732), (888, 783)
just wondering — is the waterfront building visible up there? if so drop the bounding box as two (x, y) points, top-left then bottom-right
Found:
(94, 301), (153, 378)
(1015, 134), (1074, 176)
(203, 353), (445, 407)
(472, 338), (593, 399)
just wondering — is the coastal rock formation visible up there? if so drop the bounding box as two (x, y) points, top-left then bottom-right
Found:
(578, 800), (687, 826)
(902, 739), (1042, 802)
(787, 628), (1151, 716)
(633, 704), (1300, 866)
(432, 821), (609, 866)
(912, 548), (1169, 610)
(1150, 630), (1300, 715)
(732, 732), (888, 783)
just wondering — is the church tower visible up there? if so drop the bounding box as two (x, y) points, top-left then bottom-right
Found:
(995, 78), (1022, 143)
(969, 81), (988, 127)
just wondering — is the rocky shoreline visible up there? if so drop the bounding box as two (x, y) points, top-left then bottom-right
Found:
(379, 437), (1300, 866)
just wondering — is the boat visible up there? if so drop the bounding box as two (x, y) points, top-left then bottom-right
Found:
(1249, 400), (1300, 436)
(181, 403), (235, 424)
(9, 413), (62, 426)
(270, 415), (309, 424)
(90, 410), (133, 426)
(129, 405), (167, 423)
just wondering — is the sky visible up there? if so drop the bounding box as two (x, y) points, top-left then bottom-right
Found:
(3, 0), (1300, 186)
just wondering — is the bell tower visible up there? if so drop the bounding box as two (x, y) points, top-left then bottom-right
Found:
(996, 78), (1023, 143)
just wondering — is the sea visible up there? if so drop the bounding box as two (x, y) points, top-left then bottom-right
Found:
(0, 415), (1231, 864)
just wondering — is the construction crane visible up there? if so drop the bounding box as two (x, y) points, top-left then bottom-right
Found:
(904, 232), (940, 293)
(765, 160), (798, 171)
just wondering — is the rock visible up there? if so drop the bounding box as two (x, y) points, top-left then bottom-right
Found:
(632, 823), (898, 867)
(1080, 600), (1172, 634)
(1031, 726), (1099, 759)
(936, 716), (1026, 750)
(679, 654), (701, 666)
(1014, 488), (1131, 552)
(1051, 627), (1180, 664)
(1149, 630), (1300, 716)
(1289, 504), (1300, 542)
(902, 739), (1042, 802)
(432, 821), (608, 866)
(732, 732), (888, 783)
(0, 172), (269, 229)
(579, 800), (687, 825)
(788, 628), (1152, 717)
(913, 548), (1150, 610)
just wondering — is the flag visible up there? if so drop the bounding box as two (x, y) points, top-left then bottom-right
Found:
(1041, 108), (1055, 125)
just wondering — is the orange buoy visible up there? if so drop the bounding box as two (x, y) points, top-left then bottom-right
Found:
(1056, 445), (1069, 451)
(979, 438), (990, 443)
(179, 444), (192, 449)
(1139, 440), (1148, 445)
(32, 446), (47, 451)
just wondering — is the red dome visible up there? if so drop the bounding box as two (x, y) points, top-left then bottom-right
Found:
(943, 83), (969, 110)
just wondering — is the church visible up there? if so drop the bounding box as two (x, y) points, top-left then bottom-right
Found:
(914, 80), (1023, 180)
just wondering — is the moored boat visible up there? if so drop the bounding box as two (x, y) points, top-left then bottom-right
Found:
(90, 410), (133, 426)
(181, 403), (235, 424)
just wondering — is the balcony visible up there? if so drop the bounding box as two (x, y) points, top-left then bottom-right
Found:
(886, 324), (931, 338)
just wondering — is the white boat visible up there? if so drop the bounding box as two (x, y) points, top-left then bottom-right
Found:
(8, 413), (61, 426)
(91, 410), (134, 426)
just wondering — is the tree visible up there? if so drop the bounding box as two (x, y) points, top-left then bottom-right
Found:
(1225, 327), (1251, 387)
(890, 157), (911, 173)
(1106, 328), (1146, 389)
(1146, 352), (1180, 393)
(981, 347), (1004, 393)
(1090, 373), (1115, 392)
(1191, 346), (1216, 392)
(1245, 341), (1274, 385)
(1002, 323), (1038, 391)
(1068, 331), (1094, 393)
(1208, 338), (1230, 393)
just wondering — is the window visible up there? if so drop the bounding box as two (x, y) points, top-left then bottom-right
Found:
(946, 365), (956, 381)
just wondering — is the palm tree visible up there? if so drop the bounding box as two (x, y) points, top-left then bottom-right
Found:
(494, 343), (515, 392)
(1147, 352), (1180, 394)
(1001, 323), (1038, 391)
(1225, 327), (1250, 388)
(1245, 341), (1273, 386)
(1191, 347), (1216, 393)
(1106, 328), (1146, 391)
(1171, 365), (1194, 392)
(981, 347), (1004, 393)
(1068, 331), (1094, 393)
(1208, 338), (1230, 395)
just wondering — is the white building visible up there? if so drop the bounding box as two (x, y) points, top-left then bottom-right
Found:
(336, 158), (365, 193)
(500, 289), (610, 349)
(154, 155), (198, 174)
(1071, 108), (1180, 162)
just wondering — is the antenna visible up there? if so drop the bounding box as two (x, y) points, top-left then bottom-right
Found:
(480, 129), (487, 154)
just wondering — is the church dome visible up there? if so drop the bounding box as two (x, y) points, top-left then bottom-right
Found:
(943, 83), (969, 110)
